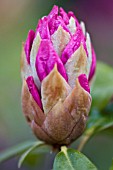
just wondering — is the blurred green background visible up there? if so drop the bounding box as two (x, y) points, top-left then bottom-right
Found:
(0, 0), (113, 169)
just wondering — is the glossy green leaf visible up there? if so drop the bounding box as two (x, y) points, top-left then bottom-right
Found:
(18, 141), (44, 168)
(91, 62), (113, 110)
(32, 144), (52, 154)
(0, 141), (37, 163)
(23, 145), (53, 167)
(20, 145), (52, 167)
(53, 146), (97, 170)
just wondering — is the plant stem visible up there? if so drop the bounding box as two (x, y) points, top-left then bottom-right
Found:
(77, 134), (90, 151)
(77, 128), (95, 152)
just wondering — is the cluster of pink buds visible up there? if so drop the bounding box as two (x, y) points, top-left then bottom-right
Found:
(21, 5), (96, 146)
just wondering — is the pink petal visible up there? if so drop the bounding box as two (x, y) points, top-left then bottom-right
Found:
(35, 39), (68, 81)
(24, 30), (35, 64)
(48, 6), (70, 35)
(61, 27), (88, 64)
(78, 74), (90, 93)
(48, 15), (70, 35)
(26, 76), (42, 109)
(61, 28), (82, 64)
(59, 7), (69, 25)
(36, 17), (50, 39)
(48, 5), (58, 20)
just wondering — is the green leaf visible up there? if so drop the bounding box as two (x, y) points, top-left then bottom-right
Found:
(21, 152), (44, 167)
(53, 146), (97, 170)
(77, 63), (113, 151)
(18, 141), (45, 168)
(91, 62), (113, 110)
(95, 117), (113, 132)
(20, 145), (52, 167)
(22, 145), (52, 167)
(32, 144), (52, 154)
(0, 141), (37, 163)
(78, 108), (113, 151)
(87, 108), (113, 134)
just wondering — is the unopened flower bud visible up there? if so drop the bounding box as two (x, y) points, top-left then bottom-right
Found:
(21, 5), (96, 146)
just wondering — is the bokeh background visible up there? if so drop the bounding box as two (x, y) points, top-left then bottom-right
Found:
(0, 0), (113, 170)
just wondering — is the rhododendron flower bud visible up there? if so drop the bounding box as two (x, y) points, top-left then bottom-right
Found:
(21, 5), (96, 146)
